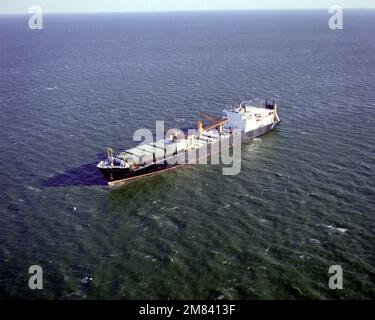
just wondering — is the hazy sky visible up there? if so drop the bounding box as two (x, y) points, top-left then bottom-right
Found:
(1, 0), (374, 14)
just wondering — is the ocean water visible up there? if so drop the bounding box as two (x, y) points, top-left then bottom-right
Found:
(0, 10), (374, 299)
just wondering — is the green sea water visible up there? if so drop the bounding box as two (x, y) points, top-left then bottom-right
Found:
(0, 10), (374, 299)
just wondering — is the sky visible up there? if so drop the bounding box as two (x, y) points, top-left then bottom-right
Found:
(0, 0), (374, 14)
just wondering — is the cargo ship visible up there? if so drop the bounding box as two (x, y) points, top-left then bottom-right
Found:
(98, 100), (280, 186)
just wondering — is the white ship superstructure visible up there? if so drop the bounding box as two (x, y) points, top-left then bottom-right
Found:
(223, 101), (280, 135)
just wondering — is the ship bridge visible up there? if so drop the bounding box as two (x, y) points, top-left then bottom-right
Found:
(223, 101), (278, 133)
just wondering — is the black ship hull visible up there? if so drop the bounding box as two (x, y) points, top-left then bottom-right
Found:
(99, 162), (188, 184)
(99, 121), (279, 186)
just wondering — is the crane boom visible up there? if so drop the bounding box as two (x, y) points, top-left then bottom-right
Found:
(203, 118), (227, 132)
(197, 111), (220, 123)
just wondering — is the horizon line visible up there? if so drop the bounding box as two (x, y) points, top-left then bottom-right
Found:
(1, 7), (374, 15)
